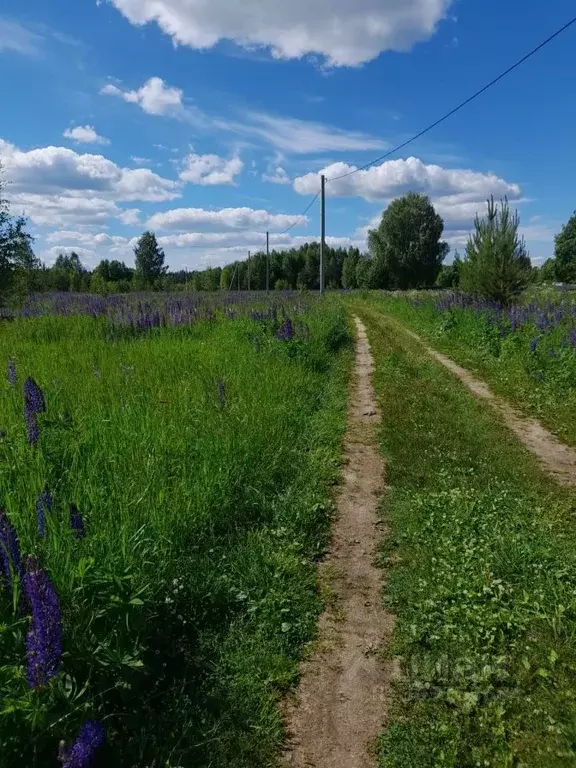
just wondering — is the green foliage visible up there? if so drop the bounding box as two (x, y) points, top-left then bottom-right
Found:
(436, 252), (462, 288)
(460, 197), (531, 303)
(537, 257), (558, 284)
(367, 193), (448, 289)
(554, 211), (576, 283)
(0, 299), (349, 766)
(133, 231), (167, 287)
(0, 167), (37, 303)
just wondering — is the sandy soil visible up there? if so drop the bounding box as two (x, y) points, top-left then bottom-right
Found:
(282, 317), (393, 768)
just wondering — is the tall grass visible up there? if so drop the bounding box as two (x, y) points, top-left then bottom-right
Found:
(0, 297), (350, 766)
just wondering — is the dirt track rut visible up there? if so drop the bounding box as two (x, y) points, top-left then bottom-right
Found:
(282, 317), (392, 768)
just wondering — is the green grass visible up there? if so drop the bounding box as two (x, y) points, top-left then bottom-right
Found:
(0, 300), (350, 767)
(351, 300), (576, 768)
(371, 292), (576, 446)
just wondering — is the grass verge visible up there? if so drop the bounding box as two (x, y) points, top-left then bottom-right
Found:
(351, 301), (576, 768)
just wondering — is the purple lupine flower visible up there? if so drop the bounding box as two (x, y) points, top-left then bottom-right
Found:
(23, 377), (46, 447)
(61, 721), (105, 768)
(8, 359), (17, 387)
(24, 377), (46, 414)
(0, 507), (21, 588)
(69, 504), (85, 539)
(276, 318), (294, 341)
(217, 378), (226, 410)
(36, 491), (53, 538)
(23, 556), (62, 688)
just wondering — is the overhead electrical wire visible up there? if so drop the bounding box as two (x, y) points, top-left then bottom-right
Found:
(280, 191), (321, 235)
(327, 14), (576, 182)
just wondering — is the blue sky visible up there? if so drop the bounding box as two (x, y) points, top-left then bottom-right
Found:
(1, 0), (575, 270)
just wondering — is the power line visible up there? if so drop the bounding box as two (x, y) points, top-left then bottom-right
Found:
(328, 14), (576, 182)
(280, 191), (320, 234)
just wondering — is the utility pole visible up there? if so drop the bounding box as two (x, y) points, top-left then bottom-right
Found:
(247, 251), (251, 291)
(238, 260), (241, 291)
(266, 231), (270, 294)
(320, 174), (326, 295)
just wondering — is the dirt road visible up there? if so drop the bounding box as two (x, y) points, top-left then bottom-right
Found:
(283, 317), (393, 768)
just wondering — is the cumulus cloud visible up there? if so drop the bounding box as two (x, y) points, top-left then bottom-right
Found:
(179, 153), (243, 185)
(147, 206), (307, 232)
(0, 137), (181, 226)
(101, 77), (184, 116)
(10, 193), (122, 228)
(108, 0), (453, 66)
(63, 125), (110, 145)
(118, 208), (141, 226)
(294, 157), (521, 203)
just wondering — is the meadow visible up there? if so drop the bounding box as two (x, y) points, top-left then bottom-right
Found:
(0, 293), (350, 767)
(377, 288), (576, 444)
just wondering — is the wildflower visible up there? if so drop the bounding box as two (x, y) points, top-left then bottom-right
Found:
(24, 377), (46, 414)
(69, 504), (85, 539)
(36, 491), (53, 538)
(24, 556), (62, 688)
(23, 377), (46, 447)
(0, 507), (21, 588)
(529, 337), (540, 354)
(217, 378), (226, 410)
(276, 318), (294, 341)
(8, 359), (17, 387)
(60, 721), (105, 768)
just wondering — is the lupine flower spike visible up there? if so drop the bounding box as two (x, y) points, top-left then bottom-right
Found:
(23, 556), (62, 688)
(60, 721), (105, 768)
(23, 377), (46, 446)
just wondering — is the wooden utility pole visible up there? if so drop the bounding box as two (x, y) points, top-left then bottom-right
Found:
(320, 174), (326, 295)
(266, 231), (270, 294)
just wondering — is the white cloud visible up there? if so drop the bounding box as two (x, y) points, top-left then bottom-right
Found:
(63, 125), (110, 145)
(0, 18), (42, 56)
(131, 155), (152, 165)
(99, 75), (385, 155)
(108, 0), (453, 66)
(147, 206), (307, 232)
(262, 166), (291, 185)
(118, 208), (141, 226)
(237, 112), (387, 154)
(294, 157), (521, 203)
(101, 77), (184, 116)
(179, 153), (243, 185)
(0, 137), (181, 226)
(11, 193), (122, 228)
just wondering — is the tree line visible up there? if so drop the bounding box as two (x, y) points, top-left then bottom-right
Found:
(3, 165), (576, 305)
